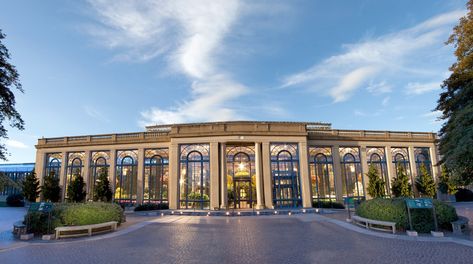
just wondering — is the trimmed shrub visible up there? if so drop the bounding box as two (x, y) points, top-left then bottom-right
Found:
(25, 202), (124, 235)
(42, 171), (61, 202)
(366, 164), (385, 198)
(66, 170), (86, 203)
(94, 168), (112, 202)
(415, 163), (436, 198)
(356, 198), (458, 233)
(22, 171), (40, 202)
(6, 194), (24, 207)
(134, 203), (169, 211)
(312, 200), (345, 209)
(455, 188), (473, 202)
(391, 165), (412, 197)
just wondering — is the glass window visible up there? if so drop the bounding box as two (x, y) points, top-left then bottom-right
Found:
(392, 147), (413, 184)
(115, 150), (138, 205)
(340, 147), (364, 203)
(45, 153), (62, 179)
(226, 146), (256, 209)
(414, 147), (432, 177)
(270, 143), (301, 208)
(179, 144), (210, 209)
(144, 148), (169, 204)
(89, 151), (110, 199)
(309, 147), (335, 204)
(367, 147), (389, 196)
(65, 152), (85, 198)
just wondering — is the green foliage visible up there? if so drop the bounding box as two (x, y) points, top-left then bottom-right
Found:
(437, 0), (473, 184)
(67, 170), (86, 203)
(366, 164), (385, 198)
(6, 194), (24, 207)
(22, 171), (40, 202)
(0, 172), (20, 193)
(356, 198), (458, 233)
(415, 164), (437, 198)
(25, 202), (124, 235)
(438, 165), (457, 195)
(391, 164), (412, 197)
(312, 200), (345, 209)
(42, 171), (61, 202)
(0, 29), (25, 161)
(93, 168), (112, 202)
(134, 203), (169, 211)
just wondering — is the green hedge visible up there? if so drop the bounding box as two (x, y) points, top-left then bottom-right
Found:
(312, 200), (345, 209)
(25, 202), (124, 235)
(134, 203), (169, 211)
(356, 198), (458, 233)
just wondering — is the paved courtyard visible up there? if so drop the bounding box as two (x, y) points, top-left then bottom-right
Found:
(1, 214), (473, 264)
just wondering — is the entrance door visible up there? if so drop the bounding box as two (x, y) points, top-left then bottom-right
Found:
(234, 179), (253, 209)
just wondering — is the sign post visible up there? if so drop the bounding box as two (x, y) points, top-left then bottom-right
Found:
(405, 198), (438, 231)
(27, 202), (54, 234)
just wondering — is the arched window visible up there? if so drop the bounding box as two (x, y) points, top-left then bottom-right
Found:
(367, 147), (389, 196)
(115, 150), (138, 205)
(340, 147), (364, 204)
(309, 147), (335, 206)
(45, 153), (62, 179)
(144, 148), (169, 204)
(270, 143), (301, 208)
(65, 152), (85, 199)
(89, 151), (110, 198)
(392, 147), (412, 183)
(414, 147), (432, 177)
(226, 146), (256, 209)
(179, 144), (210, 209)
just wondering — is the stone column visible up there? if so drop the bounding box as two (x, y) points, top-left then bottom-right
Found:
(360, 146), (369, 199)
(34, 150), (45, 202)
(262, 142), (273, 209)
(385, 146), (395, 192)
(254, 142), (264, 209)
(83, 151), (91, 200)
(299, 141), (312, 208)
(220, 143), (227, 209)
(60, 151), (67, 202)
(109, 150), (117, 202)
(332, 145), (343, 202)
(136, 148), (145, 205)
(168, 144), (179, 209)
(429, 145), (440, 181)
(408, 146), (418, 195)
(210, 142), (219, 210)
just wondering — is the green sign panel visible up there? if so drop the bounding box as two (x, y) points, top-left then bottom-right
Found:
(29, 202), (53, 213)
(406, 198), (433, 209)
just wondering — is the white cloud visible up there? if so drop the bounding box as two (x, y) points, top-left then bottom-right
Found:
(382, 96), (390, 106)
(5, 139), (28, 149)
(422, 110), (443, 125)
(87, 0), (248, 125)
(282, 10), (464, 102)
(83, 105), (110, 123)
(405, 81), (441, 95)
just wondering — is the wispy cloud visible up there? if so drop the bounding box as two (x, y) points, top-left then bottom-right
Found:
(281, 10), (464, 102)
(5, 139), (28, 149)
(83, 105), (110, 123)
(87, 0), (249, 124)
(405, 81), (441, 95)
(422, 110), (442, 124)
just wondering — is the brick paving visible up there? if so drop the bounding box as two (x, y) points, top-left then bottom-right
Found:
(1, 215), (473, 264)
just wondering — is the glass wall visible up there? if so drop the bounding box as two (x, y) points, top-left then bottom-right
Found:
(340, 147), (364, 203)
(309, 147), (335, 204)
(65, 152), (85, 198)
(270, 143), (301, 208)
(45, 153), (62, 179)
(367, 147), (389, 196)
(89, 151), (110, 199)
(391, 147), (412, 184)
(226, 145), (256, 209)
(179, 144), (210, 209)
(115, 150), (138, 205)
(414, 147), (432, 177)
(144, 148), (169, 204)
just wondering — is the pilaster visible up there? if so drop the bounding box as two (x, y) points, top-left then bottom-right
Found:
(254, 142), (264, 209)
(220, 143), (227, 209)
(210, 142), (219, 210)
(332, 145), (343, 202)
(168, 144), (179, 209)
(136, 148), (145, 204)
(299, 141), (312, 208)
(262, 142), (273, 209)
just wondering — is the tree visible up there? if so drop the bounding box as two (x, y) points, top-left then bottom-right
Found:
(0, 171), (20, 192)
(67, 169), (86, 202)
(415, 164), (436, 198)
(391, 164), (412, 197)
(438, 165), (457, 195)
(0, 29), (25, 161)
(42, 171), (61, 202)
(436, 0), (473, 184)
(22, 170), (40, 202)
(94, 167), (112, 202)
(366, 164), (385, 198)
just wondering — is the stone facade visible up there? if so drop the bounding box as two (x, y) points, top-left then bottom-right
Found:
(34, 121), (439, 209)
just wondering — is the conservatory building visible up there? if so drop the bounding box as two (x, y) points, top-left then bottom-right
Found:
(34, 121), (439, 210)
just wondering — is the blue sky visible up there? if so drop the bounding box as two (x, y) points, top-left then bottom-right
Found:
(0, 0), (467, 163)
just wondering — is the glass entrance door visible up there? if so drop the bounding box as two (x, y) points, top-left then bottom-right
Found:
(234, 179), (254, 209)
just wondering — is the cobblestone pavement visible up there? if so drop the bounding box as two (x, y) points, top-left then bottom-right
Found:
(1, 215), (473, 264)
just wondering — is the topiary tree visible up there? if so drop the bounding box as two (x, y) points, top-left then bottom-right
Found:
(42, 171), (61, 202)
(94, 167), (112, 202)
(366, 164), (385, 198)
(438, 165), (457, 195)
(22, 170), (40, 202)
(391, 164), (412, 197)
(67, 169), (86, 203)
(415, 163), (436, 198)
